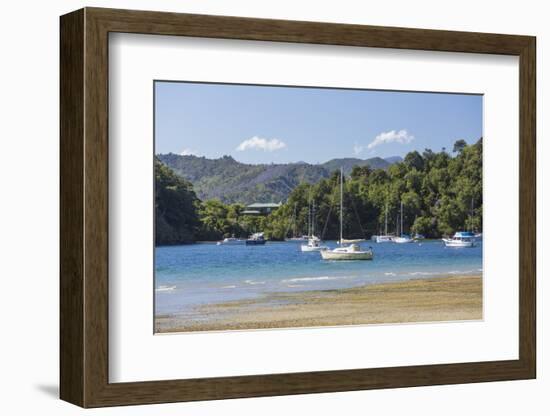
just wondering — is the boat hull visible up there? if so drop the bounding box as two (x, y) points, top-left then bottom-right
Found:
(442, 239), (475, 248)
(245, 240), (266, 245)
(394, 237), (414, 244)
(300, 244), (328, 252)
(339, 238), (366, 244)
(320, 250), (373, 260)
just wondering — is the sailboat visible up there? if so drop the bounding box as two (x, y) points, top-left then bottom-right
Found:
(393, 201), (414, 243)
(286, 203), (308, 241)
(320, 168), (373, 260)
(375, 203), (394, 243)
(301, 201), (328, 252)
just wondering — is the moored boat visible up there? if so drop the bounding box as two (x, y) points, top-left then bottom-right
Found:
(300, 200), (328, 252)
(217, 236), (245, 245)
(375, 203), (393, 243)
(393, 201), (413, 243)
(319, 168), (373, 261)
(321, 243), (373, 260)
(339, 238), (366, 244)
(246, 232), (266, 245)
(286, 236), (309, 242)
(442, 231), (476, 248)
(286, 202), (308, 242)
(301, 236), (328, 252)
(394, 234), (414, 244)
(375, 235), (394, 243)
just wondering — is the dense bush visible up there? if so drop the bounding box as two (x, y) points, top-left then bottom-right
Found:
(155, 139), (482, 244)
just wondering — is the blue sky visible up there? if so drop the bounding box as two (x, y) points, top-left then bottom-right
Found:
(155, 81), (482, 164)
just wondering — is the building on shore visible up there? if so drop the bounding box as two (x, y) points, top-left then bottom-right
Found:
(242, 202), (282, 216)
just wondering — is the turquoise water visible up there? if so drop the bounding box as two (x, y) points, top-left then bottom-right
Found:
(155, 240), (483, 315)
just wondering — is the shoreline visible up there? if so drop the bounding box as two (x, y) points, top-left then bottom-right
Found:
(155, 274), (482, 333)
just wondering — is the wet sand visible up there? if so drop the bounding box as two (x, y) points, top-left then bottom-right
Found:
(155, 275), (482, 333)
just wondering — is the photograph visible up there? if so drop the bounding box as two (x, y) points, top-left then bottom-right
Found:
(153, 81), (483, 333)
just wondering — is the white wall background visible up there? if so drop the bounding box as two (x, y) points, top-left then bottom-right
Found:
(0, 0), (545, 414)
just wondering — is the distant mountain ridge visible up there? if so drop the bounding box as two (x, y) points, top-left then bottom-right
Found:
(384, 155), (403, 164)
(157, 153), (401, 204)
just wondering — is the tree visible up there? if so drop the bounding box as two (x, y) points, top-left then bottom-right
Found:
(155, 158), (200, 245)
(404, 151), (425, 171)
(453, 139), (467, 153)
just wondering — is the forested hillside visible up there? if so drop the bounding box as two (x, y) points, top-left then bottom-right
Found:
(155, 140), (481, 245)
(154, 159), (200, 245)
(157, 153), (398, 204)
(262, 139), (482, 240)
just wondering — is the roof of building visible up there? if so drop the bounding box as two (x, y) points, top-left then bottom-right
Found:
(242, 210), (262, 215)
(246, 202), (282, 209)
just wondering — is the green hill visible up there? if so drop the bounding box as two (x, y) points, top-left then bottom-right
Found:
(157, 153), (397, 204)
(321, 157), (390, 174)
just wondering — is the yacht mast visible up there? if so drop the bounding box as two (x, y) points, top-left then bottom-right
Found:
(340, 167), (344, 244)
(396, 213), (399, 236)
(307, 202), (311, 237)
(400, 201), (404, 236)
(384, 203), (388, 235)
(470, 197), (474, 232)
(293, 202), (297, 238)
(312, 200), (315, 237)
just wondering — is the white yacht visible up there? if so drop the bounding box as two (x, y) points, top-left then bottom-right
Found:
(286, 202), (308, 241)
(394, 234), (414, 244)
(321, 243), (373, 260)
(301, 201), (328, 252)
(375, 235), (394, 243)
(442, 231), (476, 248)
(375, 203), (393, 243)
(320, 168), (373, 261)
(393, 201), (414, 243)
(301, 236), (328, 252)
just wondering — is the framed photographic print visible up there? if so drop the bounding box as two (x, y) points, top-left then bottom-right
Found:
(60, 7), (536, 408)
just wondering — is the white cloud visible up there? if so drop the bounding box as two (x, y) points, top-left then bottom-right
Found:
(236, 136), (287, 152)
(367, 129), (414, 150)
(180, 148), (197, 156)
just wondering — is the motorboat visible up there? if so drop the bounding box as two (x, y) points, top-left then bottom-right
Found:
(217, 236), (245, 245)
(246, 232), (266, 245)
(442, 231), (476, 248)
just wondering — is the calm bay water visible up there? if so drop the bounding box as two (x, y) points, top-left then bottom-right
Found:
(155, 240), (483, 315)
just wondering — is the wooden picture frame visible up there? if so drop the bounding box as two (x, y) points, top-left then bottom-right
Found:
(60, 7), (536, 408)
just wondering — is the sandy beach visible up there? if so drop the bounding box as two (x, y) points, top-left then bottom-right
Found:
(155, 275), (482, 333)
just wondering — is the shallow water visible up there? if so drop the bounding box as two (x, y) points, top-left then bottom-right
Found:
(155, 239), (482, 315)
